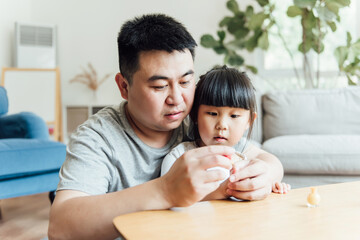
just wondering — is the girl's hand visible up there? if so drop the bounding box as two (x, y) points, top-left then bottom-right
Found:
(272, 182), (291, 194)
(226, 158), (273, 200)
(203, 158), (249, 201)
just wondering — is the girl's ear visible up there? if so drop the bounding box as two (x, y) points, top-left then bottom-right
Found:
(251, 112), (258, 124)
(246, 112), (257, 129)
(115, 73), (129, 100)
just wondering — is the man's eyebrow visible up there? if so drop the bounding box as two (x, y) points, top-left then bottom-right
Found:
(148, 75), (169, 81)
(148, 70), (194, 82)
(182, 70), (194, 77)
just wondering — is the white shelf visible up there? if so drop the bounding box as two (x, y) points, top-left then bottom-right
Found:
(63, 104), (106, 143)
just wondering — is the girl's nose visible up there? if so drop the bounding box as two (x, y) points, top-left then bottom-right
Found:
(215, 118), (228, 130)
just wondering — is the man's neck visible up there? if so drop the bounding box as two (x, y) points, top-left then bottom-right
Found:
(125, 105), (173, 148)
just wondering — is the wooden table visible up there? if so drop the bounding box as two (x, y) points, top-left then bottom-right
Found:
(113, 181), (360, 240)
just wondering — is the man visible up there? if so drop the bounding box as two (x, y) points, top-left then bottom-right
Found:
(48, 14), (283, 240)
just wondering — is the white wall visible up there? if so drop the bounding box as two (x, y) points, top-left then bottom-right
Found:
(0, 0), (255, 106)
(0, 0), (33, 70)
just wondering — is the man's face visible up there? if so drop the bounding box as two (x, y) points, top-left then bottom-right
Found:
(125, 49), (195, 134)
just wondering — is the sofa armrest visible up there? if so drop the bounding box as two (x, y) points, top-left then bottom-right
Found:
(0, 86), (8, 116)
(0, 112), (49, 140)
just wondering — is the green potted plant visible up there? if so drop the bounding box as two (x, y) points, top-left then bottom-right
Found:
(334, 32), (360, 85)
(200, 0), (274, 74)
(200, 0), (357, 88)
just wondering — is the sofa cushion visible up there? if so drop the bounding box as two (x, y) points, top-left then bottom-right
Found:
(0, 139), (66, 179)
(262, 135), (360, 175)
(262, 87), (360, 141)
(0, 86), (8, 116)
(0, 112), (49, 139)
(0, 170), (60, 199)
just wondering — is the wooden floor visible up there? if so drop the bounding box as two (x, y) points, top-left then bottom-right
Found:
(0, 193), (50, 240)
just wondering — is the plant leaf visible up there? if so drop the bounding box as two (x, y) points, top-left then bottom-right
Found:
(325, 2), (340, 14)
(287, 6), (303, 17)
(315, 6), (337, 22)
(234, 28), (250, 39)
(258, 31), (269, 50)
(228, 53), (245, 66)
(346, 74), (356, 85)
(227, 39), (246, 50)
(226, 0), (239, 14)
(351, 41), (360, 57)
(245, 65), (258, 74)
(217, 31), (226, 42)
(303, 10), (317, 30)
(294, 0), (316, 8)
(256, 0), (269, 7)
(245, 6), (254, 18)
(328, 0), (350, 7)
(334, 46), (349, 68)
(326, 21), (337, 32)
(219, 17), (232, 27)
(266, 20), (275, 30)
(224, 54), (230, 65)
(200, 34), (220, 48)
(227, 17), (246, 34)
(298, 41), (312, 53)
(248, 12), (268, 30)
(312, 42), (324, 53)
(214, 46), (228, 54)
(346, 31), (352, 47)
(245, 29), (262, 52)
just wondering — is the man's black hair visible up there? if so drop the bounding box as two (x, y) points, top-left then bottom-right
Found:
(117, 14), (197, 83)
(190, 65), (257, 141)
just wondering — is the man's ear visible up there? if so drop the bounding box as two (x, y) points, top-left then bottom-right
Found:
(115, 73), (129, 100)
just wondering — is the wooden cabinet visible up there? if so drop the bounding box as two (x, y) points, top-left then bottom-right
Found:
(64, 105), (106, 142)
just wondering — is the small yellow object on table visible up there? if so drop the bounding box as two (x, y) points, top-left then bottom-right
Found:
(307, 187), (321, 207)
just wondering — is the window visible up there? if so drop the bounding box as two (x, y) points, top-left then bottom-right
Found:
(257, 0), (358, 89)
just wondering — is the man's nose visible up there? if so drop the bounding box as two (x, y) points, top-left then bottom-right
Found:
(166, 86), (183, 105)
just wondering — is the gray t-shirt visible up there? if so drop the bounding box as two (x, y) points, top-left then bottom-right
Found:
(57, 101), (190, 195)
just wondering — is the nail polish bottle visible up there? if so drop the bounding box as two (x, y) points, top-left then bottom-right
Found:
(307, 187), (321, 207)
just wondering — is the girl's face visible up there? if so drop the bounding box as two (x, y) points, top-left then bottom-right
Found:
(197, 105), (251, 147)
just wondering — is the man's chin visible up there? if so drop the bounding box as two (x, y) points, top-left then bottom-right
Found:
(157, 120), (183, 131)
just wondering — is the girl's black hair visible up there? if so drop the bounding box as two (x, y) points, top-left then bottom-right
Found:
(190, 65), (257, 141)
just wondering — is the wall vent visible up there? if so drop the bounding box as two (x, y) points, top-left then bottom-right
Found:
(15, 22), (57, 68)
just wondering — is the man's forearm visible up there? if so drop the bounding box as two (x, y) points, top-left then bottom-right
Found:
(257, 152), (284, 182)
(244, 145), (284, 183)
(48, 178), (170, 240)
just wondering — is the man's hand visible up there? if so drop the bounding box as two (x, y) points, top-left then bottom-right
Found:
(160, 145), (234, 207)
(226, 158), (273, 200)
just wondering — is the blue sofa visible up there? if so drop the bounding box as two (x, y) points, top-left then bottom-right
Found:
(0, 86), (66, 202)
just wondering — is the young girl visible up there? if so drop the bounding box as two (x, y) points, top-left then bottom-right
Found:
(161, 65), (290, 198)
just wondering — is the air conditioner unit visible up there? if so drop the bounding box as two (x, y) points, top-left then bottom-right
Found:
(15, 22), (57, 68)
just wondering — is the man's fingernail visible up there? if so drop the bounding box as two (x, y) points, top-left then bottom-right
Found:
(230, 175), (235, 182)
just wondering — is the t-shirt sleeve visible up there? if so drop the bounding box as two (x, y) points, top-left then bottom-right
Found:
(57, 123), (113, 195)
(160, 143), (189, 176)
(160, 148), (181, 176)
